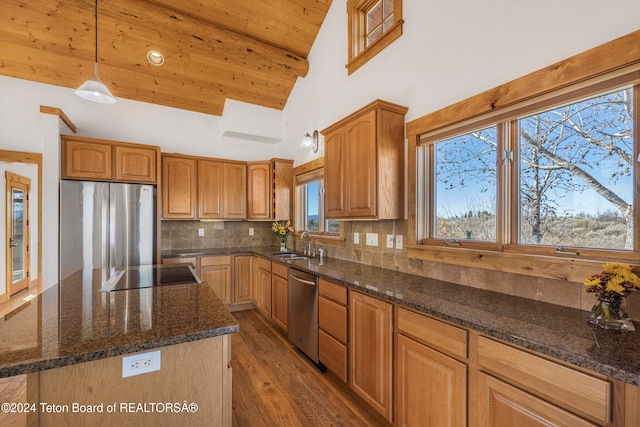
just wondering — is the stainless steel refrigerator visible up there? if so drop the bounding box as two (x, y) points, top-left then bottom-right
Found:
(59, 180), (156, 282)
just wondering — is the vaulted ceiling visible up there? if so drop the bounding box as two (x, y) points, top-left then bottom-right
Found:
(1, 0), (332, 115)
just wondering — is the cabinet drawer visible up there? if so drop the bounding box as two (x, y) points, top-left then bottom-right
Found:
(319, 296), (347, 343)
(271, 262), (288, 279)
(397, 308), (467, 359)
(319, 329), (347, 382)
(477, 336), (610, 424)
(201, 255), (231, 266)
(319, 279), (347, 305)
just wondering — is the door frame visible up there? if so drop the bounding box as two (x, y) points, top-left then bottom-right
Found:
(0, 150), (42, 302)
(6, 171), (31, 295)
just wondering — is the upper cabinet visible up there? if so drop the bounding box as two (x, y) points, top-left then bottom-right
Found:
(62, 136), (159, 183)
(247, 159), (293, 221)
(198, 159), (247, 219)
(163, 155), (197, 219)
(163, 154), (247, 220)
(322, 100), (407, 219)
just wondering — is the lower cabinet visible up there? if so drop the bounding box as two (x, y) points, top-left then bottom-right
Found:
(200, 256), (231, 305)
(270, 263), (288, 332)
(318, 279), (348, 382)
(396, 334), (466, 427)
(349, 291), (393, 422)
(395, 307), (468, 427)
(476, 372), (598, 427)
(233, 255), (252, 303)
(475, 336), (610, 426)
(252, 257), (272, 317)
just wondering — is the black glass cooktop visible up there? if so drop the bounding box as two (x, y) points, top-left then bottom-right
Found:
(102, 264), (201, 292)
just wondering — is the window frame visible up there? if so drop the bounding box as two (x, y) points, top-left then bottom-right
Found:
(347, 0), (403, 75)
(418, 75), (640, 263)
(293, 159), (345, 247)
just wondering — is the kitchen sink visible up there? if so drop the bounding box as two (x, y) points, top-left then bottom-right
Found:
(272, 252), (309, 260)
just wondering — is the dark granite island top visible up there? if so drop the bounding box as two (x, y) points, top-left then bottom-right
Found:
(0, 268), (239, 378)
(164, 246), (640, 386)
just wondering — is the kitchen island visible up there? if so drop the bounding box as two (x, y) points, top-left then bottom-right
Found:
(0, 268), (238, 426)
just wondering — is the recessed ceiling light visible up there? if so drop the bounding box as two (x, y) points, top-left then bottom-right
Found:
(147, 50), (165, 66)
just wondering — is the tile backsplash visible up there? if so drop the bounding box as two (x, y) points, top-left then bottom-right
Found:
(161, 219), (639, 319)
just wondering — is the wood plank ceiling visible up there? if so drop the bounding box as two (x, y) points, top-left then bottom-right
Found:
(0, 0), (332, 115)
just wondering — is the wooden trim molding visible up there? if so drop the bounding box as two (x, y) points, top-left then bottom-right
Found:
(39, 106), (76, 133)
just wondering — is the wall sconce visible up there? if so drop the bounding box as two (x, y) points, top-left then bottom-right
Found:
(301, 130), (319, 153)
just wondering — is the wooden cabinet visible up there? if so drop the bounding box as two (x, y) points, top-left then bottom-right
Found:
(234, 256), (252, 303)
(270, 263), (288, 332)
(62, 136), (159, 183)
(323, 129), (346, 218)
(198, 160), (247, 219)
(252, 257), (272, 318)
(162, 155), (197, 219)
(395, 308), (467, 427)
(200, 256), (232, 305)
(223, 162), (247, 219)
(247, 162), (271, 219)
(321, 99), (407, 219)
(475, 336), (610, 426)
(247, 159), (293, 220)
(319, 279), (348, 382)
(114, 145), (157, 183)
(272, 158), (293, 221)
(62, 138), (112, 180)
(163, 154), (246, 220)
(476, 372), (597, 427)
(349, 291), (393, 422)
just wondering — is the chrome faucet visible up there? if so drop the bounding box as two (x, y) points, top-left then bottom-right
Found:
(300, 231), (312, 256)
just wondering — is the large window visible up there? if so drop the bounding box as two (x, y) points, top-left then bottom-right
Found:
(418, 77), (638, 261)
(347, 0), (403, 75)
(295, 169), (341, 235)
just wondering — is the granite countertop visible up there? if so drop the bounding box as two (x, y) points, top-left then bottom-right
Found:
(165, 246), (640, 386)
(0, 269), (239, 378)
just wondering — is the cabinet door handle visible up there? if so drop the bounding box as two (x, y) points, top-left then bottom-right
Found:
(290, 275), (316, 287)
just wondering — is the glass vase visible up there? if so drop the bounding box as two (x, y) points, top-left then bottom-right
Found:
(588, 297), (635, 331)
(279, 239), (287, 252)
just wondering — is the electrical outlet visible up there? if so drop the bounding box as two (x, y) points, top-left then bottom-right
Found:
(198, 228), (204, 237)
(249, 228), (254, 236)
(353, 232), (360, 245)
(386, 234), (394, 248)
(122, 350), (161, 378)
(366, 233), (378, 246)
(396, 235), (404, 250)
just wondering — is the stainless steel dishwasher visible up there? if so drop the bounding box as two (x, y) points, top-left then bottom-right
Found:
(288, 267), (323, 367)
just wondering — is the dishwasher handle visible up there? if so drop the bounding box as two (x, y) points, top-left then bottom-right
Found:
(290, 274), (316, 287)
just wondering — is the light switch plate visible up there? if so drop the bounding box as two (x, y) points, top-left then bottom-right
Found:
(366, 233), (378, 246)
(386, 234), (394, 248)
(353, 232), (360, 245)
(249, 228), (254, 236)
(198, 228), (204, 237)
(396, 235), (403, 250)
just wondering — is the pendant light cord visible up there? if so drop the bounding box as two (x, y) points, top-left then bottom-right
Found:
(94, 0), (98, 64)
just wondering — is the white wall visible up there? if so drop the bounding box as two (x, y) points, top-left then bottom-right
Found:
(282, 0), (640, 166)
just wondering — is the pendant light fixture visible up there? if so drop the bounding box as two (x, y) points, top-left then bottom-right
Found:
(75, 0), (116, 104)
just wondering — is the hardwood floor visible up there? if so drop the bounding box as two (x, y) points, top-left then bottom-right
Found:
(0, 309), (389, 427)
(230, 309), (390, 427)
